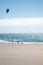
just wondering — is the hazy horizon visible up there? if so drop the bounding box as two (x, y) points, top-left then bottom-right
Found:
(0, 18), (43, 33)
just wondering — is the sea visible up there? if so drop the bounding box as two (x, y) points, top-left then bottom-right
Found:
(0, 33), (43, 44)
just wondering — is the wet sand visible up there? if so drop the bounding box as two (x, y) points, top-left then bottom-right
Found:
(0, 43), (43, 65)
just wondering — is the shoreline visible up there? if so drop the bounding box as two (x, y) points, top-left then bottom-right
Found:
(0, 41), (43, 44)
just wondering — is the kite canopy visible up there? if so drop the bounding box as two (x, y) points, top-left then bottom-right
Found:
(6, 9), (9, 13)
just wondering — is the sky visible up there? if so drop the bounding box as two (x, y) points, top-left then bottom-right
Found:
(0, 18), (43, 33)
(0, 0), (43, 18)
(0, 0), (43, 33)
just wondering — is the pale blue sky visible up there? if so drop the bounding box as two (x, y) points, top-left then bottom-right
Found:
(0, 18), (43, 33)
(0, 24), (43, 33)
(0, 0), (43, 33)
(0, 0), (43, 18)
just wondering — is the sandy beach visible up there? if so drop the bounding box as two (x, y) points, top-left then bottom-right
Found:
(0, 43), (43, 65)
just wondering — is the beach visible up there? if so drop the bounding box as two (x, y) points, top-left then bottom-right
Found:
(0, 43), (43, 65)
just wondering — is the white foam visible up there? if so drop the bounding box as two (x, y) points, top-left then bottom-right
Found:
(0, 40), (43, 44)
(0, 40), (10, 43)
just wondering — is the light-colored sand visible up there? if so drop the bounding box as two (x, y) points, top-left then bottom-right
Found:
(0, 43), (43, 65)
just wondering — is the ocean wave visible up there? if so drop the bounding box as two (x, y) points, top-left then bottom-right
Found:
(0, 33), (43, 43)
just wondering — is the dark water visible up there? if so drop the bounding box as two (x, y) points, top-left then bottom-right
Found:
(0, 33), (43, 42)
